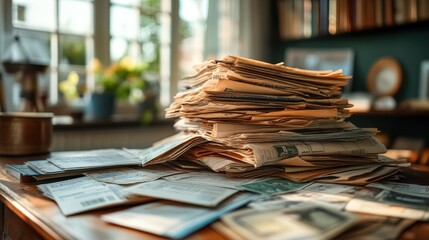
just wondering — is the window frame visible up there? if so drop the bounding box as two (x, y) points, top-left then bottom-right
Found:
(0, 0), (179, 110)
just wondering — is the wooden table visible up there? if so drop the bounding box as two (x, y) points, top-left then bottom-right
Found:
(1, 154), (429, 240)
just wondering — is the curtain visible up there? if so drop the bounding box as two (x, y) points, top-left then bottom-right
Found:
(204, 0), (271, 61)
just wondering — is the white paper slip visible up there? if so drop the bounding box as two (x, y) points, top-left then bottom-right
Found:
(222, 203), (356, 240)
(85, 166), (183, 185)
(101, 192), (258, 239)
(26, 160), (64, 174)
(247, 195), (308, 211)
(367, 181), (429, 198)
(121, 148), (144, 158)
(39, 176), (129, 215)
(48, 149), (140, 170)
(352, 187), (429, 211)
(124, 179), (238, 207)
(37, 184), (54, 200)
(346, 198), (429, 221)
(163, 171), (266, 189)
(337, 215), (415, 240)
(280, 192), (351, 210)
(302, 182), (362, 196)
(247, 192), (350, 211)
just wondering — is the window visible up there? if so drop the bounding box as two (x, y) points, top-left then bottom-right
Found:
(2, 0), (260, 111)
(178, 0), (208, 75)
(11, 0), (93, 105)
(7, 0), (175, 108)
(109, 0), (170, 105)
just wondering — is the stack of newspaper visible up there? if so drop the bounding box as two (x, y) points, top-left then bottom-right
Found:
(140, 55), (408, 185)
(3, 55), (421, 239)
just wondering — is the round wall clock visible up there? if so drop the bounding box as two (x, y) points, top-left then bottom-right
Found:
(367, 57), (402, 97)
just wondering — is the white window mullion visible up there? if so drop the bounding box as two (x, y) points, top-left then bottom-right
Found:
(86, 35), (95, 90)
(161, 0), (177, 107)
(49, 0), (59, 104)
(94, 0), (110, 67)
(129, 40), (141, 62)
(49, 32), (58, 104)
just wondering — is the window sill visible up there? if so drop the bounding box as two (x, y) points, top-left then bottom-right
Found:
(53, 114), (174, 130)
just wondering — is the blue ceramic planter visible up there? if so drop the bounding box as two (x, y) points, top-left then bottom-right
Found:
(87, 92), (115, 119)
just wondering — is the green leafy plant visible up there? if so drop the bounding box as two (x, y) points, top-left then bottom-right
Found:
(91, 57), (153, 103)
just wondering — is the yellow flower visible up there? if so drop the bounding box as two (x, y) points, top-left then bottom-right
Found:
(90, 58), (104, 74)
(59, 71), (87, 100)
(119, 56), (135, 70)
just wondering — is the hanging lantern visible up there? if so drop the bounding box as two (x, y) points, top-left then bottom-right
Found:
(2, 35), (49, 112)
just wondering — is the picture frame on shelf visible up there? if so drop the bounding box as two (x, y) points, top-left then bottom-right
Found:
(285, 48), (354, 92)
(419, 60), (429, 100)
(367, 57), (402, 97)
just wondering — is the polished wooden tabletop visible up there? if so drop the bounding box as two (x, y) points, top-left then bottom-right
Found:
(0, 154), (428, 240)
(0, 154), (225, 240)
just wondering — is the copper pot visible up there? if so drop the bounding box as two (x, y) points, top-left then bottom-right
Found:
(0, 112), (53, 155)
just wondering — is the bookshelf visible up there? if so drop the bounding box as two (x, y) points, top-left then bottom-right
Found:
(277, 0), (429, 40)
(272, 1), (429, 100)
(273, 0), (429, 152)
(349, 110), (429, 148)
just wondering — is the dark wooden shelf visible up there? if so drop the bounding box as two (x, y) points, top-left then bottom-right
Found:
(351, 109), (429, 117)
(281, 20), (429, 43)
(348, 109), (429, 147)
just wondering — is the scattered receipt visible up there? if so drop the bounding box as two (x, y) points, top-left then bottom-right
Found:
(101, 192), (257, 239)
(38, 176), (150, 215)
(124, 179), (238, 207)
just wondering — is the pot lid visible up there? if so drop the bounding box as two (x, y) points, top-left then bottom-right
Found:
(0, 112), (53, 118)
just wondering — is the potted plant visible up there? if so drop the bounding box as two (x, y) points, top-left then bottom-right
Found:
(88, 57), (156, 120)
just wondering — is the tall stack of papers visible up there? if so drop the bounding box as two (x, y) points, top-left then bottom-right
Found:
(140, 55), (408, 185)
(6, 56), (420, 239)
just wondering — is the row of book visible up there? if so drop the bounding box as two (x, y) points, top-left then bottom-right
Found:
(278, 0), (429, 40)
